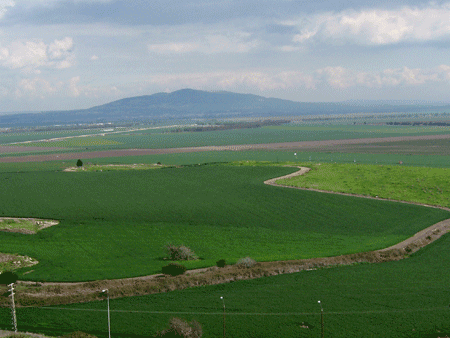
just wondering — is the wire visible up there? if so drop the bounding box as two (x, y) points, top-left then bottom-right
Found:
(32, 306), (448, 316)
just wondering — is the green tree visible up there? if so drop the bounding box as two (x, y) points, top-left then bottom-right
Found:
(0, 271), (18, 285)
(76, 159), (83, 167)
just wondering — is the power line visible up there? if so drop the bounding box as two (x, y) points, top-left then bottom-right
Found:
(31, 306), (448, 316)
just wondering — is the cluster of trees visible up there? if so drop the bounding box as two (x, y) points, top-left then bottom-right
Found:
(171, 119), (290, 133)
(386, 121), (450, 126)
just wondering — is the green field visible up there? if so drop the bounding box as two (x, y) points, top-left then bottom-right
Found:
(276, 163), (450, 208)
(1, 164), (448, 282)
(2, 118), (450, 337)
(2, 232), (450, 337)
(7, 124), (450, 152)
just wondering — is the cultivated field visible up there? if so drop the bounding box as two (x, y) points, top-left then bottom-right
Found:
(1, 120), (450, 337)
(2, 164), (446, 283)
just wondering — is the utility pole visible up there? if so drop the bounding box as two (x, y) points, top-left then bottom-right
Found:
(102, 289), (111, 338)
(220, 296), (226, 338)
(318, 300), (324, 338)
(8, 283), (17, 333)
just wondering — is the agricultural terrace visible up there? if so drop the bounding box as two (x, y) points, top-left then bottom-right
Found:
(0, 163), (448, 282)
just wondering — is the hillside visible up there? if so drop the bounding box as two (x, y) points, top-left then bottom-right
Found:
(1, 89), (449, 125)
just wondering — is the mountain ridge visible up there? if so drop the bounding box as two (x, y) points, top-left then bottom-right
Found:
(1, 89), (449, 126)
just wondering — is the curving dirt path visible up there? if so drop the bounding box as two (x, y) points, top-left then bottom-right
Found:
(265, 166), (450, 252)
(2, 166), (450, 307)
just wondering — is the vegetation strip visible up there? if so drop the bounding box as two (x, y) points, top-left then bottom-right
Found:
(2, 166), (450, 307)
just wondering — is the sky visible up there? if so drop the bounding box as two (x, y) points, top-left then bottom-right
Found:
(1, 0), (450, 112)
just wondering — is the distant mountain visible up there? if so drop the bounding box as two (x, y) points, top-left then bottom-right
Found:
(1, 89), (450, 126)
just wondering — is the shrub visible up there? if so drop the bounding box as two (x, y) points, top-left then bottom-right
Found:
(155, 317), (202, 337)
(216, 259), (226, 268)
(0, 271), (18, 285)
(162, 263), (187, 276)
(76, 159), (83, 167)
(236, 257), (256, 268)
(166, 244), (198, 261)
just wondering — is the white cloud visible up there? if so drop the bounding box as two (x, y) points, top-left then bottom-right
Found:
(0, 0), (14, 20)
(145, 64), (450, 94)
(12, 75), (120, 100)
(148, 42), (199, 54)
(147, 33), (259, 54)
(315, 65), (450, 89)
(48, 37), (73, 59)
(292, 3), (450, 46)
(0, 37), (75, 71)
(69, 76), (80, 97)
(16, 77), (61, 98)
(148, 70), (318, 91)
(7, 65), (450, 105)
(90, 55), (99, 61)
(317, 66), (355, 88)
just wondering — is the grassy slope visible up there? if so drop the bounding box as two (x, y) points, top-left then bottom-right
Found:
(3, 233), (450, 338)
(1, 164), (448, 281)
(277, 163), (450, 208)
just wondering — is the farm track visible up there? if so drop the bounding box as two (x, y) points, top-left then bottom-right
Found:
(2, 133), (450, 161)
(3, 166), (450, 307)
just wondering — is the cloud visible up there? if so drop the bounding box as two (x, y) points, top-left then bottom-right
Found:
(148, 42), (199, 54)
(13, 75), (120, 100)
(143, 64), (450, 94)
(292, 3), (450, 46)
(148, 33), (259, 54)
(315, 65), (450, 89)
(7, 65), (450, 105)
(147, 70), (318, 91)
(0, 37), (74, 71)
(16, 77), (61, 99)
(0, 0), (14, 19)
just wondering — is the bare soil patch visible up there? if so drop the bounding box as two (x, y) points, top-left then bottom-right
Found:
(0, 253), (38, 273)
(0, 217), (59, 234)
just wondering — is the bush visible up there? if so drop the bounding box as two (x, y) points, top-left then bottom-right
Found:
(0, 271), (18, 285)
(166, 244), (198, 261)
(155, 317), (202, 337)
(162, 263), (187, 276)
(216, 259), (226, 268)
(236, 257), (256, 268)
(76, 159), (83, 167)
